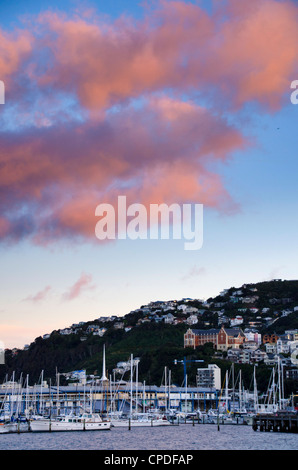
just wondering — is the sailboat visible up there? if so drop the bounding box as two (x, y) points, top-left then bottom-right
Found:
(109, 354), (171, 428)
(254, 359), (288, 415)
(0, 373), (31, 433)
(30, 411), (111, 432)
(31, 357), (111, 432)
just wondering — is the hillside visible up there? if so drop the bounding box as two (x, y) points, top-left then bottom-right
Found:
(1, 279), (298, 391)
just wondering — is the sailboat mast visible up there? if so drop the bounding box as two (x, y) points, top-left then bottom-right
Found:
(225, 370), (228, 411)
(143, 381), (146, 413)
(232, 364), (235, 413)
(239, 370), (242, 412)
(164, 367), (167, 412)
(101, 344), (108, 381)
(136, 359), (138, 414)
(168, 369), (171, 411)
(130, 354), (133, 417)
(40, 370), (44, 415)
(185, 374), (188, 412)
(278, 357), (282, 410)
(253, 366), (258, 411)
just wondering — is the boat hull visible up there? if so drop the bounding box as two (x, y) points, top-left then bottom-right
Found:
(30, 418), (111, 432)
(111, 418), (171, 427)
(0, 422), (30, 433)
(0, 423), (15, 433)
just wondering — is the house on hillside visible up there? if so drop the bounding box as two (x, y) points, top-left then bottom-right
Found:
(230, 316), (243, 327)
(184, 325), (245, 351)
(186, 314), (198, 325)
(164, 313), (175, 324)
(263, 333), (279, 344)
(60, 328), (72, 335)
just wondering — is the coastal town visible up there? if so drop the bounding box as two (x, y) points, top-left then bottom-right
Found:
(1, 280), (298, 435)
(8, 280), (298, 373)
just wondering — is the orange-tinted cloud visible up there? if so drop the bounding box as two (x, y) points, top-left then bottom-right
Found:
(208, 0), (298, 109)
(28, 0), (297, 111)
(24, 285), (52, 303)
(62, 273), (95, 301)
(0, 27), (33, 87)
(0, 96), (246, 244)
(0, 0), (296, 245)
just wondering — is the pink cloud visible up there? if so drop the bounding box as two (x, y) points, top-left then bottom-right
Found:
(207, 0), (298, 110)
(24, 285), (52, 303)
(0, 96), (246, 244)
(0, 0), (296, 245)
(62, 273), (95, 301)
(0, 27), (33, 88)
(26, 0), (297, 112)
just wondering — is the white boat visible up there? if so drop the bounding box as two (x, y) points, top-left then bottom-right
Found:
(110, 413), (171, 427)
(0, 421), (16, 433)
(0, 419), (31, 433)
(30, 413), (111, 432)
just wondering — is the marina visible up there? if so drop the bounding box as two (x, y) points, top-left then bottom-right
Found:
(0, 376), (296, 434)
(1, 352), (297, 437)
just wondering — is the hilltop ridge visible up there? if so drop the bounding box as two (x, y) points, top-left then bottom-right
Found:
(1, 279), (298, 390)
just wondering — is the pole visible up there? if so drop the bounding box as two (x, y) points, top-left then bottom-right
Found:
(130, 354), (133, 418)
(136, 359), (138, 414)
(40, 370), (44, 416)
(278, 357), (282, 410)
(185, 374), (188, 413)
(232, 364), (235, 414)
(183, 358), (187, 387)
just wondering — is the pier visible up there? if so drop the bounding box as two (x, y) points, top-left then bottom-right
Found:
(252, 412), (298, 433)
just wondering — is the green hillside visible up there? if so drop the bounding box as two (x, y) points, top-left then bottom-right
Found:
(1, 279), (298, 393)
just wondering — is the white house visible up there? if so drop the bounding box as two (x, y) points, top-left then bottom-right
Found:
(289, 340), (298, 354)
(178, 304), (188, 313)
(262, 308), (271, 314)
(281, 309), (292, 317)
(276, 337), (290, 354)
(242, 296), (258, 303)
(242, 341), (258, 351)
(164, 313), (175, 324)
(244, 330), (262, 345)
(249, 308), (259, 314)
(60, 328), (72, 335)
(265, 342), (277, 354)
(186, 315), (198, 325)
(230, 316), (243, 327)
(93, 328), (107, 336)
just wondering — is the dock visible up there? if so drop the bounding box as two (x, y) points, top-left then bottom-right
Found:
(252, 412), (298, 433)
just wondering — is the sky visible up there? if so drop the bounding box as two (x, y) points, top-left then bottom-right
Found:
(0, 0), (297, 349)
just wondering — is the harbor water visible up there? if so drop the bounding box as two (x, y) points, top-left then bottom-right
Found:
(0, 423), (297, 451)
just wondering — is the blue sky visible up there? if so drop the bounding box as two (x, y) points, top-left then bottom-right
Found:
(0, 0), (297, 348)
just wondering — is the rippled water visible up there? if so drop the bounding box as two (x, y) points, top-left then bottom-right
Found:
(0, 424), (298, 451)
